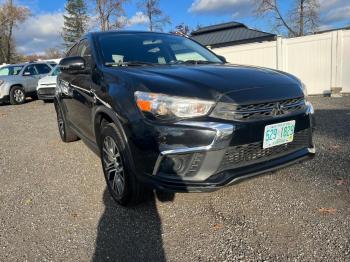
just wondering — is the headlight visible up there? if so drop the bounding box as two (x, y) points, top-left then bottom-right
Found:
(135, 91), (214, 121)
(0, 80), (4, 86)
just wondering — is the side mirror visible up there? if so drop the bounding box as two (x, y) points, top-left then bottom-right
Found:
(59, 56), (86, 74)
(23, 71), (31, 76)
(217, 55), (227, 63)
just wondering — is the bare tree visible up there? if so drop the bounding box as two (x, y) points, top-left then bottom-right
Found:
(0, 10), (8, 63)
(255, 0), (320, 37)
(45, 48), (64, 59)
(0, 0), (30, 63)
(93, 0), (128, 31)
(138, 0), (170, 32)
(170, 23), (191, 36)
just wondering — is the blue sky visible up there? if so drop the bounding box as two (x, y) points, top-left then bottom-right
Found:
(11, 0), (350, 54)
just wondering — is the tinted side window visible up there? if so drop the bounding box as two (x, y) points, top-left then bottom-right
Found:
(35, 64), (51, 74)
(23, 65), (38, 75)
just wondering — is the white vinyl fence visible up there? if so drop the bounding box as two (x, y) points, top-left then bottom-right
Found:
(214, 29), (350, 95)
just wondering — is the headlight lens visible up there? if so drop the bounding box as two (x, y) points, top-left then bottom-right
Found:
(135, 91), (214, 121)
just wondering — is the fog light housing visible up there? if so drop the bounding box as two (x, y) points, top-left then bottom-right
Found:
(159, 153), (204, 178)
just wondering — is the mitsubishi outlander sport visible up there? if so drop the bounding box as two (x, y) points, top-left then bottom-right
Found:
(55, 31), (315, 206)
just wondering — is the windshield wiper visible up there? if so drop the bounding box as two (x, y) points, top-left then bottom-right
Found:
(105, 61), (156, 67)
(168, 60), (220, 65)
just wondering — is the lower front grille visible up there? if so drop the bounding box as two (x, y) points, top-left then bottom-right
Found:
(218, 129), (310, 172)
(37, 88), (56, 95)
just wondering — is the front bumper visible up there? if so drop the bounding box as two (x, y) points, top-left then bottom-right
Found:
(134, 103), (315, 192)
(37, 87), (56, 100)
(143, 147), (315, 192)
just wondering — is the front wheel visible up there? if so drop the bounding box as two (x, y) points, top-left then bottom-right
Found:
(9, 86), (26, 105)
(100, 123), (147, 206)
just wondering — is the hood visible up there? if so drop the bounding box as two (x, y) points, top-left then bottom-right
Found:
(38, 75), (57, 85)
(115, 64), (304, 104)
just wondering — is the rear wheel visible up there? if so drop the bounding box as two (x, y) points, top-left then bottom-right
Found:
(9, 86), (26, 105)
(55, 104), (79, 143)
(100, 122), (147, 206)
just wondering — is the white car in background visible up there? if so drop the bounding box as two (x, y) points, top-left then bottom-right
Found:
(36, 66), (60, 101)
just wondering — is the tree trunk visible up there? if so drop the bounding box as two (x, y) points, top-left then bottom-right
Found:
(6, 20), (13, 63)
(299, 0), (304, 36)
(147, 0), (153, 31)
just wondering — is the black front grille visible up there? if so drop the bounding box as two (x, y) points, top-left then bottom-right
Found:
(218, 129), (310, 172)
(235, 97), (305, 120)
(211, 97), (306, 121)
(38, 88), (56, 95)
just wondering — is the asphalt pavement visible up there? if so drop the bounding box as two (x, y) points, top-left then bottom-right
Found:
(0, 96), (349, 261)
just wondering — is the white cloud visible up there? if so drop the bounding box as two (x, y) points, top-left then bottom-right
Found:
(320, 0), (350, 25)
(13, 12), (64, 55)
(127, 12), (149, 27)
(116, 12), (149, 29)
(188, 0), (254, 17)
(323, 6), (350, 24)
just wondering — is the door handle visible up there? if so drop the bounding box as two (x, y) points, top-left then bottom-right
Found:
(90, 89), (97, 103)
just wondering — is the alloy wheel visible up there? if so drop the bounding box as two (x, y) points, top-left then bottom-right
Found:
(102, 136), (125, 196)
(14, 89), (24, 103)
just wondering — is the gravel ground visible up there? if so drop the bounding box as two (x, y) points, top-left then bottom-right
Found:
(0, 96), (349, 262)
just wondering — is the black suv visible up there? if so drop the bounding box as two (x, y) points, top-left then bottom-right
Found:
(55, 31), (315, 206)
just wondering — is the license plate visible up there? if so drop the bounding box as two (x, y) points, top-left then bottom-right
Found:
(263, 120), (296, 149)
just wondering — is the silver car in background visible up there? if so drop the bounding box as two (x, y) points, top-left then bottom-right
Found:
(36, 66), (60, 101)
(0, 62), (53, 105)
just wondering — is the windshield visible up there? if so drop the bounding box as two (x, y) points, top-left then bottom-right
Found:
(97, 33), (222, 66)
(50, 66), (60, 76)
(0, 65), (23, 76)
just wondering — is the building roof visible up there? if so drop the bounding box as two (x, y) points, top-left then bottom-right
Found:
(191, 22), (276, 48)
(315, 25), (350, 34)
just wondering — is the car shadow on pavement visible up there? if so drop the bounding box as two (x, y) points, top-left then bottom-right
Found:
(93, 189), (167, 262)
(0, 97), (35, 107)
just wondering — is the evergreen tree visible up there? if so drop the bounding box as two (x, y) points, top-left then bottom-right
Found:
(62, 0), (89, 48)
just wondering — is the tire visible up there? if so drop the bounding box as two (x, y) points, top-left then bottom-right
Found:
(31, 93), (38, 100)
(9, 86), (26, 105)
(100, 122), (147, 206)
(155, 190), (175, 202)
(55, 103), (79, 143)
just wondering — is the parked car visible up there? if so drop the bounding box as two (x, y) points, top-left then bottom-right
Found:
(55, 31), (315, 206)
(37, 66), (60, 101)
(0, 62), (53, 105)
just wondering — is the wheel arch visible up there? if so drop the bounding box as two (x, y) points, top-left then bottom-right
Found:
(10, 83), (24, 91)
(93, 106), (129, 149)
(93, 106), (139, 175)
